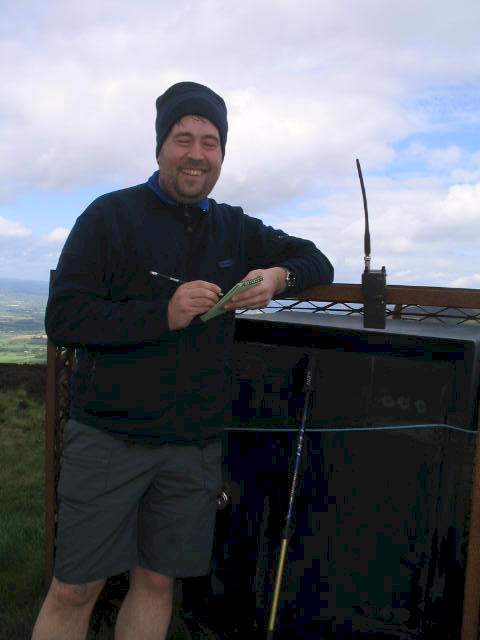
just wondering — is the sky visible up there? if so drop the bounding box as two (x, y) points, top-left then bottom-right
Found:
(1, 0), (479, 289)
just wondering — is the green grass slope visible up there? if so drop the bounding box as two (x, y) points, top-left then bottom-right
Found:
(0, 364), (46, 639)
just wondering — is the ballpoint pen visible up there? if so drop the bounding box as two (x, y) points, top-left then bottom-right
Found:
(149, 271), (186, 284)
(149, 271), (223, 296)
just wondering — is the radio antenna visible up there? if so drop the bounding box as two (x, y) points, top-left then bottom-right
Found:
(356, 158), (371, 272)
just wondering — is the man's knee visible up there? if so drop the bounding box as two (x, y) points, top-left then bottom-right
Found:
(130, 567), (174, 597)
(49, 577), (105, 609)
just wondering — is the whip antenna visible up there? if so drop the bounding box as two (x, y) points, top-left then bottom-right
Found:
(356, 158), (371, 272)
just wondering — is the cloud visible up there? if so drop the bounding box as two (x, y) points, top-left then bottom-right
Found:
(44, 227), (70, 244)
(0, 234), (61, 281)
(405, 143), (464, 170)
(436, 182), (480, 223)
(276, 176), (480, 288)
(1, 0), (480, 206)
(0, 216), (31, 238)
(1, 0), (480, 286)
(450, 274), (480, 288)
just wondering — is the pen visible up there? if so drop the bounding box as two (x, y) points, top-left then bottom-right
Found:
(149, 270), (223, 296)
(149, 271), (186, 284)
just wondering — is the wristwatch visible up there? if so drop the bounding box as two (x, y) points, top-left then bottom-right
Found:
(284, 268), (296, 290)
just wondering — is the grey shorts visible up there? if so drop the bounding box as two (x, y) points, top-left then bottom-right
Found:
(54, 419), (222, 585)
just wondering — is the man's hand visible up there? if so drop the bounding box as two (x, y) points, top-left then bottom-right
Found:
(224, 267), (286, 312)
(168, 280), (222, 330)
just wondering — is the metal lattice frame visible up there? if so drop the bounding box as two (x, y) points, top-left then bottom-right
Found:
(239, 299), (480, 325)
(236, 283), (480, 326)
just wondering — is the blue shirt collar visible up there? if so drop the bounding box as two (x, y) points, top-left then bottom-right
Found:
(147, 170), (210, 213)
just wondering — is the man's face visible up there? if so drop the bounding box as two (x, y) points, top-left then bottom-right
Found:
(157, 115), (223, 204)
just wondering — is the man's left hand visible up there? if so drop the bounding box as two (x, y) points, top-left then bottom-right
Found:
(223, 267), (287, 311)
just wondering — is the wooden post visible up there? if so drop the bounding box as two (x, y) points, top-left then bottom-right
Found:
(44, 271), (56, 589)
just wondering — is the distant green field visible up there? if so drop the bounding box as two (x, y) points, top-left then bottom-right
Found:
(0, 333), (47, 364)
(0, 288), (47, 364)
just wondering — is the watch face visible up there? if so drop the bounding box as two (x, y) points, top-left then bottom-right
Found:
(286, 270), (296, 288)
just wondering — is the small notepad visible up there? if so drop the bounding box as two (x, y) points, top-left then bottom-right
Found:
(200, 276), (264, 322)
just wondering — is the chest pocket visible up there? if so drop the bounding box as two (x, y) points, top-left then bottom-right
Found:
(215, 258), (237, 293)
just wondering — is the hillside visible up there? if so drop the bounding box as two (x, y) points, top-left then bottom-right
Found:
(0, 362), (46, 399)
(0, 361), (46, 639)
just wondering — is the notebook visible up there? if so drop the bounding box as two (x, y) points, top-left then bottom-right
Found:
(200, 275), (264, 321)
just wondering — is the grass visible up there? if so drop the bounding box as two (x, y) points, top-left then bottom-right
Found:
(0, 366), (46, 639)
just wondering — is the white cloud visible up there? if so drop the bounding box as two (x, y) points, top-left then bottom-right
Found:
(1, 0), (480, 204)
(276, 176), (480, 288)
(439, 182), (480, 222)
(406, 143), (464, 170)
(0, 216), (31, 238)
(0, 235), (62, 281)
(44, 227), (70, 244)
(450, 274), (480, 288)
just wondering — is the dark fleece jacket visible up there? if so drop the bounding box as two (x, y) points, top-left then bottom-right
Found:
(45, 182), (333, 445)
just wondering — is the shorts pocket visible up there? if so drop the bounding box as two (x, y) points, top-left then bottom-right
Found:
(58, 422), (113, 503)
(58, 455), (112, 503)
(201, 440), (222, 494)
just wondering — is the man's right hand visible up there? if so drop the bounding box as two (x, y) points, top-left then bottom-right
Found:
(167, 280), (222, 330)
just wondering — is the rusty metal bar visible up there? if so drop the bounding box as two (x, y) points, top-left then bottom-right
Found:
(299, 282), (480, 309)
(44, 271), (56, 589)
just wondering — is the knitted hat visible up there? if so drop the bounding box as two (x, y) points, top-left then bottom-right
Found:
(155, 81), (228, 158)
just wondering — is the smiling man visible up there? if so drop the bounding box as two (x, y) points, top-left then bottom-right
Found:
(33, 81), (334, 640)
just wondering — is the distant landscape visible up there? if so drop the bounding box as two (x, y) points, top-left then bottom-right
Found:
(0, 278), (49, 364)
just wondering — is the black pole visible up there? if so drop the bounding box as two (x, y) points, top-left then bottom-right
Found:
(266, 355), (316, 639)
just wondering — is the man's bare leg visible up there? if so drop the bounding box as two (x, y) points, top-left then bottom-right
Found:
(115, 566), (174, 640)
(31, 577), (105, 640)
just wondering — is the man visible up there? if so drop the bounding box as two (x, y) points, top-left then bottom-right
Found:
(32, 81), (333, 640)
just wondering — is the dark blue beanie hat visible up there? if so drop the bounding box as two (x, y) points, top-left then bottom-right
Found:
(155, 81), (228, 159)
